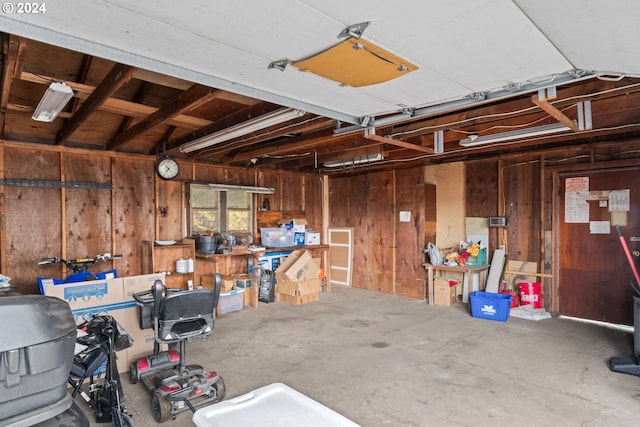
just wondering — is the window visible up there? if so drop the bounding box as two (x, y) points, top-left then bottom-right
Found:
(188, 183), (253, 235)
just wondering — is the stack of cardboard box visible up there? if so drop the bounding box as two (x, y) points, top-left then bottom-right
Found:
(275, 250), (322, 304)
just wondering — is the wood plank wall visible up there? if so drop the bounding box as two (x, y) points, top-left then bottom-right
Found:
(2, 145), (322, 294)
(329, 166), (426, 299)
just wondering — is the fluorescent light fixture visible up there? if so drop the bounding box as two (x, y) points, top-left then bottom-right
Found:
(32, 82), (74, 122)
(180, 108), (305, 153)
(459, 123), (573, 147)
(207, 183), (275, 194)
(324, 153), (384, 168)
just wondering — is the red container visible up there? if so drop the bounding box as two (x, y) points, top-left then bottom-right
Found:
(518, 282), (543, 309)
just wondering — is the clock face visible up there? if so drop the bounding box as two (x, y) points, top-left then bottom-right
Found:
(157, 157), (179, 180)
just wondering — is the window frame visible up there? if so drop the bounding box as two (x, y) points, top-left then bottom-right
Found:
(187, 182), (254, 236)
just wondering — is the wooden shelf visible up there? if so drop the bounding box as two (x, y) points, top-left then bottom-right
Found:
(142, 239), (196, 289)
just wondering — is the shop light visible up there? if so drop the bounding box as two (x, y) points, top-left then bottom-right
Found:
(459, 123), (573, 147)
(32, 82), (74, 122)
(180, 108), (305, 153)
(207, 183), (275, 194)
(323, 153), (384, 168)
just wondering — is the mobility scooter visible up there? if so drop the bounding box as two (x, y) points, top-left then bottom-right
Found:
(130, 275), (225, 422)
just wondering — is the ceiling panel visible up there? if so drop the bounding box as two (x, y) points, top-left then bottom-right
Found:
(515, 0), (640, 75)
(2, 0), (620, 125)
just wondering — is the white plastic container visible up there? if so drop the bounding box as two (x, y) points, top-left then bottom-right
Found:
(175, 258), (188, 274)
(193, 383), (360, 427)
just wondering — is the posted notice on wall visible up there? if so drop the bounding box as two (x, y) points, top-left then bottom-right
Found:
(565, 177), (589, 223)
(609, 189), (630, 212)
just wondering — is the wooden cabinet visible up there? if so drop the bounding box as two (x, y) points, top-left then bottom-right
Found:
(142, 239), (196, 289)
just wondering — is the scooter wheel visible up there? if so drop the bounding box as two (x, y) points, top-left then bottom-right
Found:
(152, 391), (171, 423)
(129, 362), (138, 385)
(215, 375), (226, 402)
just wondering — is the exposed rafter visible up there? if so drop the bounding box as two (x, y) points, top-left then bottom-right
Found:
(107, 84), (220, 150)
(56, 63), (136, 145)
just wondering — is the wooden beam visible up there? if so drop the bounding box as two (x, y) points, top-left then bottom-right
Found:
(107, 84), (220, 150)
(114, 81), (151, 137)
(531, 94), (579, 132)
(364, 133), (433, 153)
(67, 55), (93, 114)
(56, 63), (137, 145)
(1, 36), (26, 112)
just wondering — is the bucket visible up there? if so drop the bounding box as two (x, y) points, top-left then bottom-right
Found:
(199, 236), (217, 254)
(518, 282), (543, 309)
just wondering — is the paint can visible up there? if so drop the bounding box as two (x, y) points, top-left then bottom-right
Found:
(518, 282), (543, 309)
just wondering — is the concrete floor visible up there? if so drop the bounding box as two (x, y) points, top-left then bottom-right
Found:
(87, 285), (639, 426)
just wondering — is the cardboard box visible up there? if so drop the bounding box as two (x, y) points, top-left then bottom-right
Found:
(203, 274), (235, 293)
(433, 277), (458, 306)
(44, 277), (125, 315)
(233, 273), (253, 306)
(116, 273), (167, 372)
(276, 218), (307, 233)
(44, 274), (164, 373)
(275, 250), (320, 283)
(231, 245), (249, 254)
(305, 232), (320, 245)
(122, 273), (166, 300)
(294, 232), (305, 246)
(277, 278), (322, 305)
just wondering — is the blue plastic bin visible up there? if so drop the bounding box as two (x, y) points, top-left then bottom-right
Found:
(469, 291), (512, 322)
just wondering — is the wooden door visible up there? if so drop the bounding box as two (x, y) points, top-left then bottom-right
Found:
(328, 227), (353, 287)
(558, 168), (640, 325)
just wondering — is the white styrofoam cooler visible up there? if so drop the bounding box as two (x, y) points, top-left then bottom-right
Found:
(192, 383), (360, 427)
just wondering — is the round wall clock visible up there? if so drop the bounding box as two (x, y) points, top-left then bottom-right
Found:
(156, 157), (179, 180)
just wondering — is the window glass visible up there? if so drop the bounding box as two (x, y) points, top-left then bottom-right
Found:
(227, 191), (251, 232)
(188, 184), (253, 235)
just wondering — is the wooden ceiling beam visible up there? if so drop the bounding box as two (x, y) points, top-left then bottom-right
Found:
(0, 35), (26, 138)
(20, 72), (213, 128)
(114, 81), (151, 137)
(107, 84), (221, 150)
(364, 132), (433, 153)
(67, 54), (93, 115)
(531, 94), (580, 132)
(56, 63), (137, 145)
(132, 69), (258, 105)
(1, 36), (26, 112)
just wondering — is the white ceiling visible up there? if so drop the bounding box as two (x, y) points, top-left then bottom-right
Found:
(2, 0), (639, 127)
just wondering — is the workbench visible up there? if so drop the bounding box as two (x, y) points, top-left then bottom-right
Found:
(423, 263), (490, 304)
(196, 245), (331, 309)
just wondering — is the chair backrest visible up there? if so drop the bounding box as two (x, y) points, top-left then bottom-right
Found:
(153, 274), (222, 343)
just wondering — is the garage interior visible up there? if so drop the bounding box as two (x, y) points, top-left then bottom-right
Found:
(1, 1), (640, 426)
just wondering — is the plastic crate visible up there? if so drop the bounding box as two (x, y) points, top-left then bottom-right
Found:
(469, 291), (512, 322)
(219, 289), (245, 315)
(261, 228), (295, 248)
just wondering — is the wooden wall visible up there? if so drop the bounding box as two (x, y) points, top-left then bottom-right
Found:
(1, 144), (322, 294)
(328, 166), (426, 299)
